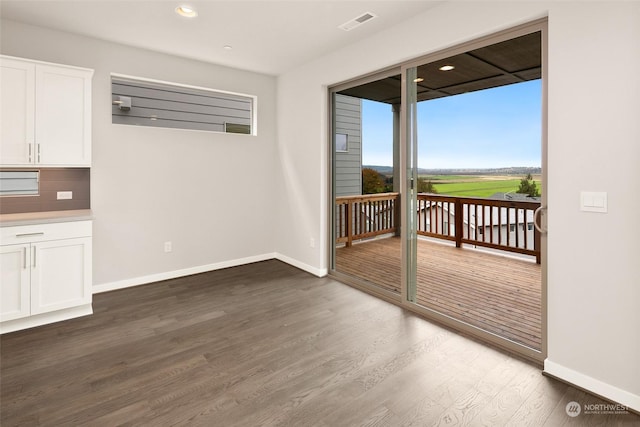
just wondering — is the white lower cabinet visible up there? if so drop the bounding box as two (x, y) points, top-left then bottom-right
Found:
(0, 244), (30, 322)
(0, 221), (92, 333)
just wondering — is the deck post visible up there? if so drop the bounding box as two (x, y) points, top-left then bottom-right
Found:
(455, 198), (463, 248)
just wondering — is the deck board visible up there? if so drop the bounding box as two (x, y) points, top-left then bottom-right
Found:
(335, 237), (541, 350)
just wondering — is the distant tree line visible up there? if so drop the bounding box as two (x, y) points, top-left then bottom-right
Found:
(362, 168), (438, 194)
(363, 168), (541, 197)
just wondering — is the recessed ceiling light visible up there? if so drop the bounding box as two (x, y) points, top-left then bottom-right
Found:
(223, 45), (233, 50)
(413, 77), (424, 83)
(439, 65), (455, 71)
(175, 5), (197, 18)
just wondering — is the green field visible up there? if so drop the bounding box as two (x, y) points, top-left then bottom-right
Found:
(423, 175), (471, 181)
(421, 175), (542, 198)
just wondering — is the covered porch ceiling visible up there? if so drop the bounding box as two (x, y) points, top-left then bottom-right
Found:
(338, 32), (541, 104)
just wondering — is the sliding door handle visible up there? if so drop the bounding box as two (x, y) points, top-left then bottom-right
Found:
(534, 206), (547, 234)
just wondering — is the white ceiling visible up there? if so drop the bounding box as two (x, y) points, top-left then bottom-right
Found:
(0, 0), (441, 75)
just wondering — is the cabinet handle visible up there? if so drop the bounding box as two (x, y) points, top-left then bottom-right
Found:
(28, 144), (33, 163)
(23, 247), (27, 269)
(16, 232), (45, 238)
(37, 144), (41, 163)
(32, 246), (36, 268)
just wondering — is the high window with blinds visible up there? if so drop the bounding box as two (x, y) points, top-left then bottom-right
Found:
(111, 74), (256, 135)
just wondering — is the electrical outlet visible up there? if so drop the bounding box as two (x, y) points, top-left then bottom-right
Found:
(57, 191), (73, 200)
(310, 237), (315, 248)
(164, 241), (172, 253)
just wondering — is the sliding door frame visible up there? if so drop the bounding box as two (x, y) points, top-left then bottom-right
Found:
(328, 66), (404, 306)
(327, 18), (548, 364)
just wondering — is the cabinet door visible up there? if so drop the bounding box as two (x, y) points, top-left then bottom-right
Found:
(0, 244), (31, 322)
(35, 65), (92, 166)
(31, 237), (92, 315)
(0, 58), (35, 165)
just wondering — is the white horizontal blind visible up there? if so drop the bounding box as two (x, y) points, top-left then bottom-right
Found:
(0, 171), (39, 196)
(111, 75), (254, 134)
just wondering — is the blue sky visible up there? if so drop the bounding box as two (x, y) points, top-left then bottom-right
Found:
(361, 80), (542, 168)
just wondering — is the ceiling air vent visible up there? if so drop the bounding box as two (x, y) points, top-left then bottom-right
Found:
(339, 12), (378, 31)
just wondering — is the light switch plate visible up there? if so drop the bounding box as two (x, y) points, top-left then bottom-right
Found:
(580, 191), (607, 213)
(57, 191), (73, 200)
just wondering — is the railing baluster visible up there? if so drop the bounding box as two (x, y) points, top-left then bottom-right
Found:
(498, 204), (502, 246)
(383, 199), (387, 230)
(430, 199), (434, 233)
(489, 204), (494, 244)
(534, 221), (541, 264)
(455, 198), (463, 248)
(506, 207), (511, 247)
(390, 197), (394, 232)
(476, 204), (480, 242)
(515, 208), (520, 248)
(346, 202), (352, 247)
(465, 202), (469, 240)
(524, 207), (529, 249)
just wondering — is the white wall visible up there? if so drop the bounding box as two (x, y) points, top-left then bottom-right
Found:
(1, 19), (278, 289)
(277, 0), (639, 412)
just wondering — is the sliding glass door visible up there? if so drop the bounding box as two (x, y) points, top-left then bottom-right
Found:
(404, 30), (544, 356)
(330, 20), (547, 362)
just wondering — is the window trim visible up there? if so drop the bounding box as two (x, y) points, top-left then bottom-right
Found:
(335, 133), (349, 152)
(110, 73), (258, 136)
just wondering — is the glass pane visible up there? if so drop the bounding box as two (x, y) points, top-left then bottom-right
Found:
(332, 74), (402, 295)
(411, 32), (543, 351)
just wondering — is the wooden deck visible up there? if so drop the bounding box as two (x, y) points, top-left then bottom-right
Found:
(336, 237), (541, 350)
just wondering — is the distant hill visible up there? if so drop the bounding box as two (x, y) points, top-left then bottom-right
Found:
(364, 165), (542, 176)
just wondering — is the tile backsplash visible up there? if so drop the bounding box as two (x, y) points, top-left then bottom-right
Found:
(0, 168), (90, 214)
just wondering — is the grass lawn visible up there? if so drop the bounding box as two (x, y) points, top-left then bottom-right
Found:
(432, 179), (541, 198)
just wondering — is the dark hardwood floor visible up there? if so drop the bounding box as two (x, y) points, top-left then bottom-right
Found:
(1, 260), (637, 426)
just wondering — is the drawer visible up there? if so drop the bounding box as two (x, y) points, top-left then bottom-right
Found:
(0, 220), (92, 245)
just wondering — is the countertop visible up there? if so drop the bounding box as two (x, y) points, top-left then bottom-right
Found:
(0, 209), (93, 227)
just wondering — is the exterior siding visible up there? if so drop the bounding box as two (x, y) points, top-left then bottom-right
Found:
(112, 76), (253, 134)
(334, 94), (361, 196)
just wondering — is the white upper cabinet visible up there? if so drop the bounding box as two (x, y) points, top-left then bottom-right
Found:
(0, 58), (35, 165)
(35, 65), (92, 166)
(0, 56), (93, 167)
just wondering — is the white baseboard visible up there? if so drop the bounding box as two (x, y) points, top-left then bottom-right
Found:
(1, 304), (93, 334)
(93, 253), (278, 294)
(544, 359), (640, 412)
(275, 253), (327, 277)
(93, 252), (328, 294)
